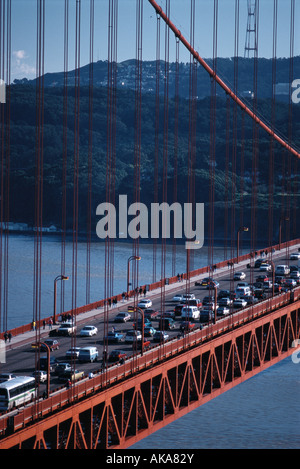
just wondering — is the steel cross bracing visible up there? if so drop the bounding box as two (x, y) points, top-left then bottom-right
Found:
(0, 292), (299, 449)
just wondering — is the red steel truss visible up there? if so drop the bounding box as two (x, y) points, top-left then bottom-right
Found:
(0, 297), (299, 449)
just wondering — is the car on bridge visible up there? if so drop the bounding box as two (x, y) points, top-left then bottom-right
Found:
(199, 309), (213, 323)
(144, 326), (156, 337)
(109, 350), (127, 362)
(159, 318), (176, 330)
(133, 318), (152, 329)
(114, 312), (131, 323)
(0, 373), (16, 383)
(66, 347), (81, 359)
(41, 339), (60, 351)
(195, 277), (211, 286)
(254, 258), (265, 268)
(80, 325), (98, 337)
(104, 331), (125, 343)
(259, 263), (272, 272)
(61, 369), (85, 382)
(217, 306), (230, 316)
(31, 370), (47, 383)
(206, 280), (219, 289)
(56, 322), (76, 336)
(172, 294), (185, 302)
(283, 278), (297, 289)
(180, 321), (195, 332)
(182, 293), (196, 301)
(38, 356), (58, 372)
(233, 298), (247, 309)
(234, 272), (246, 280)
(290, 252), (300, 260)
(137, 299), (152, 309)
(153, 331), (169, 342)
(144, 309), (160, 319)
(218, 297), (233, 306)
(55, 363), (72, 376)
(125, 330), (142, 343)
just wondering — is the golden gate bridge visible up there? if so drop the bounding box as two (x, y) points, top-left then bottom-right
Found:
(0, 0), (299, 449)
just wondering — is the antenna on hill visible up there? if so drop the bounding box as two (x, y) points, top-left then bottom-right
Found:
(244, 0), (258, 58)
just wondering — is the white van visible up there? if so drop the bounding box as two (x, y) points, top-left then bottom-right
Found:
(78, 346), (98, 363)
(235, 286), (251, 298)
(181, 306), (200, 320)
(275, 265), (290, 276)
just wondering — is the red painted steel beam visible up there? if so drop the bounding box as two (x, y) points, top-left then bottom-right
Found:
(148, 0), (300, 160)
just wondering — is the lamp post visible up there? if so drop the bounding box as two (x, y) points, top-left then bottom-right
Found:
(237, 226), (249, 263)
(127, 256), (141, 295)
(53, 275), (69, 324)
(279, 216), (289, 250)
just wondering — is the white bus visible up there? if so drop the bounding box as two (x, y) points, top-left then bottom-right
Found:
(0, 376), (36, 411)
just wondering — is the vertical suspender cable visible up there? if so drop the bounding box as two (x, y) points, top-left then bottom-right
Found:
(71, 0), (81, 387)
(0, 0), (3, 334)
(153, 13), (160, 283)
(285, 0), (295, 258)
(250, 0), (259, 259)
(0, 0), (10, 334)
(268, 0), (277, 251)
(185, 0), (196, 296)
(61, 0), (69, 314)
(172, 36), (179, 277)
(34, 0), (45, 402)
(86, 0), (94, 304)
(208, 0), (218, 294)
(133, 0), (142, 306)
(160, 0), (170, 318)
(103, 0), (118, 372)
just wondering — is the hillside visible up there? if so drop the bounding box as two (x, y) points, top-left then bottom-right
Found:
(6, 57), (300, 243)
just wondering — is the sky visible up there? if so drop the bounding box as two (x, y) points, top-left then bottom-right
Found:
(6, 0), (300, 81)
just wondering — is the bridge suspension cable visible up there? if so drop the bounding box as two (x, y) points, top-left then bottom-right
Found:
(148, 0), (300, 161)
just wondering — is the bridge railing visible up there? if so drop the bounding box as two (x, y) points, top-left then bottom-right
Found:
(1, 237), (299, 342)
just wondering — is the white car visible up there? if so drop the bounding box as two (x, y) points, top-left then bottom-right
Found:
(80, 325), (98, 337)
(32, 370), (47, 383)
(114, 312), (131, 323)
(217, 306), (230, 316)
(290, 252), (300, 260)
(234, 272), (246, 280)
(125, 330), (142, 342)
(66, 347), (81, 358)
(259, 263), (272, 272)
(182, 293), (196, 300)
(137, 299), (152, 309)
(172, 294), (184, 302)
(233, 299), (247, 309)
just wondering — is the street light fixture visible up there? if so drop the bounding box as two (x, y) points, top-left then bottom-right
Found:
(127, 256), (141, 295)
(237, 226), (249, 263)
(53, 275), (69, 324)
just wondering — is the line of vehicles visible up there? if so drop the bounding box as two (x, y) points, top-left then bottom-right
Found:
(1, 252), (299, 414)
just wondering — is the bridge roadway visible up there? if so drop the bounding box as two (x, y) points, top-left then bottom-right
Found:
(0, 244), (299, 401)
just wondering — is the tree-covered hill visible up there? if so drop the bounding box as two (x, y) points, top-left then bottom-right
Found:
(5, 57), (300, 244)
